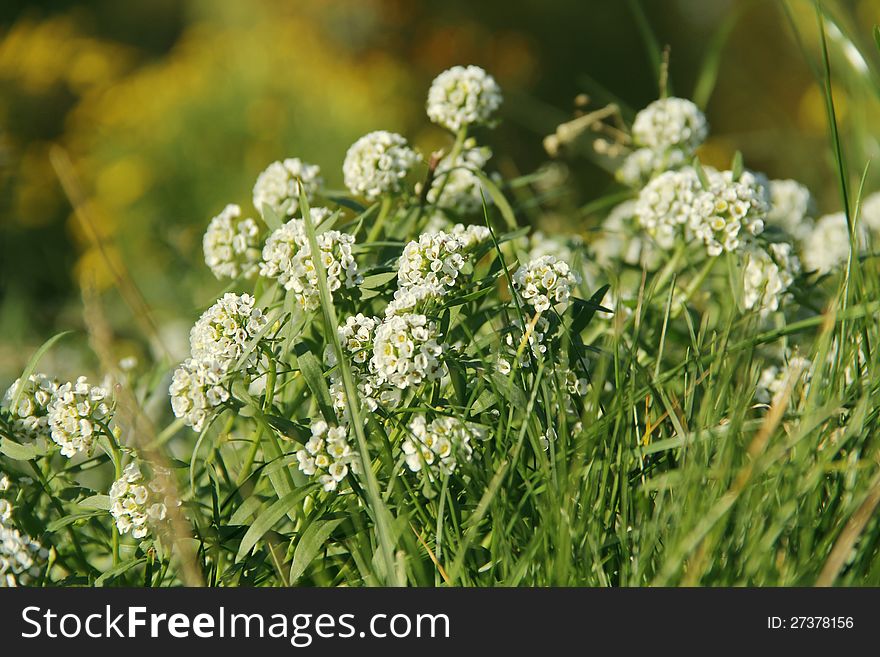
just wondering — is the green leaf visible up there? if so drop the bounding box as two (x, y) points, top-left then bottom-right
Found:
(79, 495), (111, 511)
(360, 271), (398, 289)
(0, 438), (41, 461)
(730, 150), (744, 180)
(474, 172), (517, 231)
(229, 495), (264, 526)
(260, 203), (284, 232)
(569, 285), (612, 336)
(47, 511), (102, 532)
(95, 557), (147, 587)
(236, 486), (315, 562)
(289, 518), (345, 584)
(294, 348), (336, 424)
(693, 157), (711, 190)
(9, 331), (72, 423)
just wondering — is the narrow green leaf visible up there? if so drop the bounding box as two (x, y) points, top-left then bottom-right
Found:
(295, 349), (336, 424)
(79, 495), (111, 511)
(730, 150), (744, 180)
(47, 511), (101, 532)
(95, 557), (147, 587)
(474, 172), (517, 230)
(289, 518), (345, 584)
(236, 486), (314, 562)
(260, 203), (284, 232)
(0, 438), (41, 461)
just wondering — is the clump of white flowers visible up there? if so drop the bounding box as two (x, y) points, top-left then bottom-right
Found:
(343, 131), (420, 201)
(0, 481), (47, 587)
(766, 179), (815, 241)
(296, 420), (359, 492)
(46, 376), (112, 458)
(189, 293), (268, 369)
(1, 373), (58, 442)
(169, 358), (229, 432)
(109, 461), (174, 540)
(427, 65), (503, 132)
(801, 212), (855, 275)
(397, 228), (487, 293)
(384, 283), (443, 317)
(756, 356), (812, 404)
(742, 243), (800, 318)
(635, 167), (767, 256)
(513, 255), (578, 312)
(260, 210), (361, 311)
(403, 415), (484, 477)
(427, 141), (493, 212)
(371, 313), (444, 389)
(203, 204), (262, 280)
(171, 292), (270, 431)
(635, 168), (702, 249)
(252, 158), (322, 219)
(632, 97), (708, 152)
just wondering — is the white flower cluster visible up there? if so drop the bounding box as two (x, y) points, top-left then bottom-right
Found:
(2, 373), (58, 442)
(403, 415), (484, 476)
(397, 229), (482, 293)
(109, 461), (174, 540)
(371, 313), (444, 389)
(742, 243), (800, 318)
(756, 356), (812, 404)
(617, 97), (707, 187)
(861, 191), (880, 233)
(427, 65), (503, 132)
(189, 293), (268, 369)
(169, 358), (228, 432)
(631, 97), (708, 152)
(427, 142), (493, 212)
(202, 204), (262, 280)
(635, 167), (767, 256)
(46, 376), (112, 459)
(295, 420), (360, 492)
(512, 255), (578, 313)
(766, 179), (815, 241)
(800, 212), (855, 275)
(171, 293), (268, 431)
(252, 158), (322, 218)
(343, 131), (420, 201)
(260, 210), (360, 311)
(0, 483), (46, 587)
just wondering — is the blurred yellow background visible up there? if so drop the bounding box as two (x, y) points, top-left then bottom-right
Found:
(1, 0), (878, 380)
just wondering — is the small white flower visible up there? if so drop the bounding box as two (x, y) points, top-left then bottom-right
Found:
(427, 65), (503, 132)
(203, 204), (262, 279)
(169, 358), (229, 432)
(403, 415), (484, 478)
(295, 421), (359, 491)
(512, 255), (578, 313)
(1, 373), (58, 442)
(766, 179), (815, 241)
(109, 461), (176, 541)
(742, 243), (800, 318)
(756, 356), (812, 404)
(801, 212), (859, 275)
(46, 376), (111, 458)
(632, 97), (708, 152)
(189, 293), (268, 370)
(252, 158), (322, 219)
(0, 484), (45, 586)
(343, 131), (420, 201)
(260, 210), (361, 310)
(371, 313), (444, 390)
(397, 228), (487, 294)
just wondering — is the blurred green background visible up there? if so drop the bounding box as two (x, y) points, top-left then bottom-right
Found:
(1, 0), (879, 381)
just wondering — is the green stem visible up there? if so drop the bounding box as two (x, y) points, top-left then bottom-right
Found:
(237, 357), (277, 486)
(366, 196), (393, 243)
(431, 126), (468, 207)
